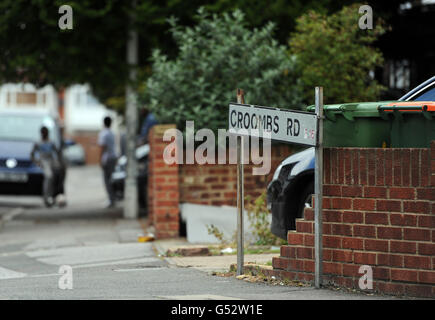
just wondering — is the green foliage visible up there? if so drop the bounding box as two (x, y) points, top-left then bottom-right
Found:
(0, 0), (128, 101)
(143, 8), (302, 132)
(205, 0), (365, 45)
(206, 224), (228, 245)
(0, 0), (217, 107)
(289, 3), (388, 105)
(245, 192), (286, 246)
(0, 0), (321, 109)
(0, 0), (402, 111)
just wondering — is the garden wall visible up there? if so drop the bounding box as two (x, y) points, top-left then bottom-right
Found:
(179, 145), (295, 207)
(271, 142), (435, 298)
(147, 124), (296, 237)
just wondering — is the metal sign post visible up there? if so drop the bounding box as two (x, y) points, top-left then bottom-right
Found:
(314, 86), (324, 288)
(236, 89), (245, 276)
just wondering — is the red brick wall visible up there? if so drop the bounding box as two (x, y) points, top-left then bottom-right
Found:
(272, 142), (435, 297)
(147, 124), (297, 238)
(147, 125), (180, 239)
(179, 145), (296, 206)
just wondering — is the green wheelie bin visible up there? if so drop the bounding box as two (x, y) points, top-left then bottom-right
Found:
(307, 101), (397, 148)
(377, 101), (435, 148)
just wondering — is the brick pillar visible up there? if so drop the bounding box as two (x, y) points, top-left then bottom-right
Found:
(147, 124), (180, 239)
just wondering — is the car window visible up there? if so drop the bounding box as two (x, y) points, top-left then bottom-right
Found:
(411, 85), (435, 101)
(0, 114), (60, 145)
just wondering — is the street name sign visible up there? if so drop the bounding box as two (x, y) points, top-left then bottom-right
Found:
(228, 103), (318, 146)
(228, 89), (323, 288)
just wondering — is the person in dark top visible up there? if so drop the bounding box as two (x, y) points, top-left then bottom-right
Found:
(138, 108), (158, 145)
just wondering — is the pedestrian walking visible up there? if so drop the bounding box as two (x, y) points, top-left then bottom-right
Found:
(98, 116), (118, 208)
(31, 126), (63, 208)
(53, 124), (68, 207)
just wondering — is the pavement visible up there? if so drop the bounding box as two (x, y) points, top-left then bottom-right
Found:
(153, 238), (276, 273)
(0, 165), (406, 300)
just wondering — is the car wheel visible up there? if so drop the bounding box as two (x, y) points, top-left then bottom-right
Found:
(297, 181), (314, 218)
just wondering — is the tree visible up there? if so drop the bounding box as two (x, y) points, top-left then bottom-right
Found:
(289, 3), (388, 105)
(0, 0), (217, 111)
(143, 8), (302, 133)
(0, 1), (402, 111)
(206, 0), (358, 45)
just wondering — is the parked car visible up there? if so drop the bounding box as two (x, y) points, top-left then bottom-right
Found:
(0, 109), (62, 196)
(267, 75), (435, 240)
(63, 140), (86, 166)
(111, 144), (149, 209)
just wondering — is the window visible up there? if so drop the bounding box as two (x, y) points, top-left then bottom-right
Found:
(86, 94), (99, 106)
(0, 115), (59, 145)
(16, 92), (37, 105)
(412, 84), (435, 101)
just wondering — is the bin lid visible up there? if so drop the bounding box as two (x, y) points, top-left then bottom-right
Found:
(307, 101), (398, 121)
(379, 101), (435, 112)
